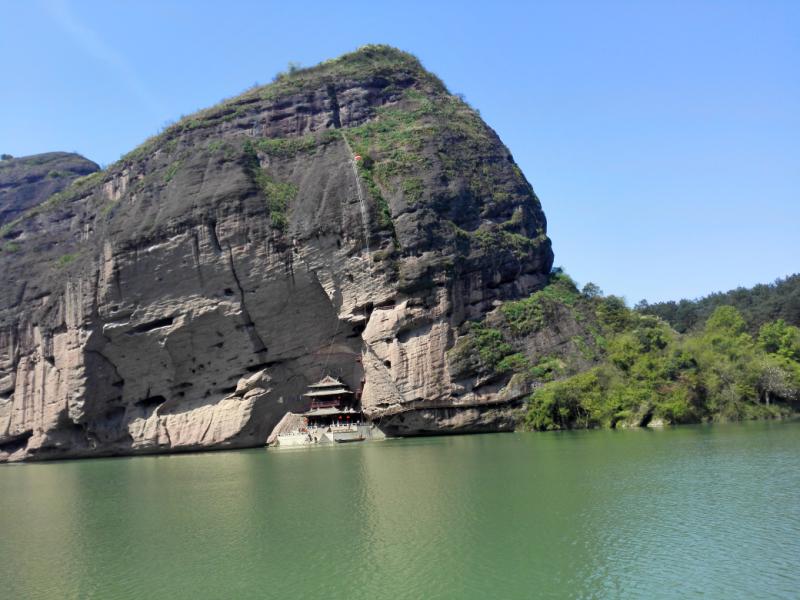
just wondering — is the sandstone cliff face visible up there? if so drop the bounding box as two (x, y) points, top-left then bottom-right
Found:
(0, 46), (553, 461)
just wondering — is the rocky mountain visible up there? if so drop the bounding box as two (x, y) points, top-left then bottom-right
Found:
(0, 152), (99, 226)
(0, 45), (553, 461)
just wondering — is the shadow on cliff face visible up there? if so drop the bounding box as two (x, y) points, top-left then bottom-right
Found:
(0, 430), (33, 454)
(80, 251), (365, 457)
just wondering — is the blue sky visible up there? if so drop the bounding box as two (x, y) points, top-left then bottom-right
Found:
(1, 0), (798, 303)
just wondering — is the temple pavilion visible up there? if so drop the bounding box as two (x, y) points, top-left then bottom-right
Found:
(301, 375), (363, 428)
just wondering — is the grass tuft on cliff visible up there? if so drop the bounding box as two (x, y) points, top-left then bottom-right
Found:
(243, 141), (297, 231)
(261, 45), (447, 101)
(116, 45), (444, 169)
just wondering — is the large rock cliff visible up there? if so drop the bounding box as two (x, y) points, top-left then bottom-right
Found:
(0, 46), (553, 461)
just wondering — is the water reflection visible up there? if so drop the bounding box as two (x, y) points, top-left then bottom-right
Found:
(0, 422), (798, 600)
(0, 463), (90, 599)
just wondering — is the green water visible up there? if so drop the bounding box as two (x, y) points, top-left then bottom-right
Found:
(1, 421), (798, 599)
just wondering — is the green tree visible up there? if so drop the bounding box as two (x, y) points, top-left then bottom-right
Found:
(705, 305), (747, 336)
(581, 282), (603, 299)
(596, 296), (630, 332)
(758, 319), (800, 361)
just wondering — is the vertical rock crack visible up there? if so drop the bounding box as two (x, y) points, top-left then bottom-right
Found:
(226, 246), (268, 355)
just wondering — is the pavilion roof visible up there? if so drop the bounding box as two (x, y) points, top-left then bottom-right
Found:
(308, 375), (348, 389)
(304, 375), (353, 397)
(303, 388), (353, 397)
(301, 406), (360, 417)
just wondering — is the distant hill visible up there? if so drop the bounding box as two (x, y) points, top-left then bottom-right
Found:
(0, 152), (99, 226)
(636, 274), (800, 333)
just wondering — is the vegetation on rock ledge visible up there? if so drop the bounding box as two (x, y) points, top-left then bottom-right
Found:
(243, 141), (297, 231)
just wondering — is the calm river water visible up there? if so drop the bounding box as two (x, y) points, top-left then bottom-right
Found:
(1, 421), (798, 599)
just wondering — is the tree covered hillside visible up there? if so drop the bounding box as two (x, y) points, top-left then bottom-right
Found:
(453, 272), (800, 431)
(637, 274), (800, 333)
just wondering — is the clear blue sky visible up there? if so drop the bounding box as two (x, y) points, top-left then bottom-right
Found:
(2, 0), (798, 303)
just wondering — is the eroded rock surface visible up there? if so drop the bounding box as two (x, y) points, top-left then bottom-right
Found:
(0, 46), (553, 461)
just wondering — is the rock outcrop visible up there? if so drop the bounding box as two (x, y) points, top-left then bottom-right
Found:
(0, 152), (99, 226)
(0, 45), (553, 461)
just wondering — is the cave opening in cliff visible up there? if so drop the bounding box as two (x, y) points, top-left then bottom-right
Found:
(0, 430), (33, 454)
